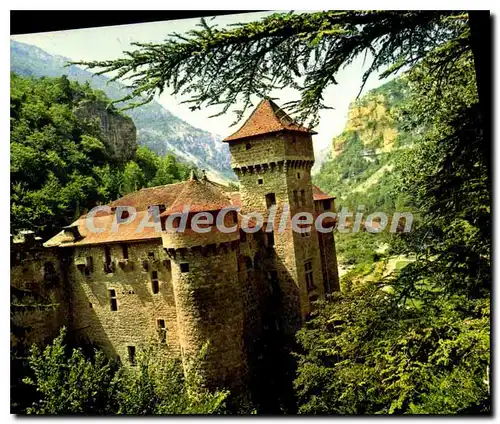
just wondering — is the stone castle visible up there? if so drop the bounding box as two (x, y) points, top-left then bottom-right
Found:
(11, 99), (339, 406)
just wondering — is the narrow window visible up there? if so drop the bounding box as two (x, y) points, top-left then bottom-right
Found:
(257, 178), (263, 185)
(151, 270), (159, 294)
(104, 245), (112, 273)
(157, 319), (167, 344)
(44, 262), (56, 282)
(109, 289), (118, 311)
(293, 190), (299, 206)
(121, 244), (129, 259)
(127, 346), (136, 365)
(268, 270), (280, 295)
(265, 193), (276, 209)
(245, 143), (252, 150)
(300, 189), (306, 207)
(292, 135), (297, 144)
(297, 172), (301, 179)
(267, 230), (275, 248)
(323, 199), (332, 210)
(180, 263), (190, 273)
(305, 260), (315, 291)
(89, 302), (93, 308)
(163, 259), (171, 272)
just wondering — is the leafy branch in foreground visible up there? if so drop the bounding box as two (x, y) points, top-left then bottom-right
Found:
(72, 10), (469, 127)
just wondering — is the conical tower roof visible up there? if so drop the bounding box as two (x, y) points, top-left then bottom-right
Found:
(163, 178), (232, 215)
(223, 98), (316, 142)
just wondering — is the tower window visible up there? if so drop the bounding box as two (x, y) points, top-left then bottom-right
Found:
(151, 271), (159, 294)
(121, 244), (129, 259)
(127, 346), (136, 365)
(157, 319), (167, 344)
(257, 178), (263, 185)
(245, 143), (252, 150)
(300, 189), (306, 207)
(266, 230), (275, 248)
(305, 260), (315, 291)
(104, 245), (112, 273)
(265, 193), (276, 209)
(180, 263), (190, 273)
(297, 172), (301, 179)
(109, 289), (118, 311)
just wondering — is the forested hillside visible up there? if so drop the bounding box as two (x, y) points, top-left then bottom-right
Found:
(10, 40), (233, 182)
(300, 51), (490, 414)
(10, 73), (194, 238)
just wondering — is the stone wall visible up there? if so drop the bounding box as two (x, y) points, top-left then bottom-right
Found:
(167, 240), (247, 395)
(230, 131), (325, 326)
(10, 238), (69, 351)
(67, 240), (180, 363)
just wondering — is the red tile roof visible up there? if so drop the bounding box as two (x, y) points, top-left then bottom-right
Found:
(312, 185), (336, 201)
(223, 99), (316, 142)
(162, 179), (233, 215)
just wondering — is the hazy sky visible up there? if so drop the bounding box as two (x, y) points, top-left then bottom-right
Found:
(11, 11), (395, 152)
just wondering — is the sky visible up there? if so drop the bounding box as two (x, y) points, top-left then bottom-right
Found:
(11, 11), (395, 153)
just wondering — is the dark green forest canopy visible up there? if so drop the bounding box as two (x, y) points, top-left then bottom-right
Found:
(74, 10), (479, 127)
(10, 73), (194, 238)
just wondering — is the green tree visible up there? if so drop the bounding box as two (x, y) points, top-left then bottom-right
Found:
(294, 40), (490, 415)
(73, 11), (488, 128)
(20, 329), (228, 415)
(22, 328), (118, 415)
(122, 160), (145, 194)
(295, 285), (490, 414)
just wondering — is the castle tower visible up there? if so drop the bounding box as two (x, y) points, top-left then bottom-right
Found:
(161, 176), (247, 396)
(223, 99), (326, 332)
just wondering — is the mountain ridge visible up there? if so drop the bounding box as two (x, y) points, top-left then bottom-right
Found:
(10, 40), (234, 184)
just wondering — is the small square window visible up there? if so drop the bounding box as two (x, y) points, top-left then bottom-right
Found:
(258, 178), (263, 185)
(148, 251), (155, 259)
(245, 143), (252, 150)
(180, 263), (190, 273)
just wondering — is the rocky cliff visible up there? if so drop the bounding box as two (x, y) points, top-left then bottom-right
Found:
(73, 99), (137, 162)
(314, 78), (412, 209)
(10, 40), (234, 182)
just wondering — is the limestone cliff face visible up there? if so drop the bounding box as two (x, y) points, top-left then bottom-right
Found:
(74, 100), (137, 163)
(332, 78), (407, 158)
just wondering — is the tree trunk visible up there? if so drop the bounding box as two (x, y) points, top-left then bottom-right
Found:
(468, 11), (491, 178)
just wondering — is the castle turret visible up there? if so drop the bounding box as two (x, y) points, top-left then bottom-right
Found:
(161, 178), (247, 396)
(223, 99), (327, 332)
